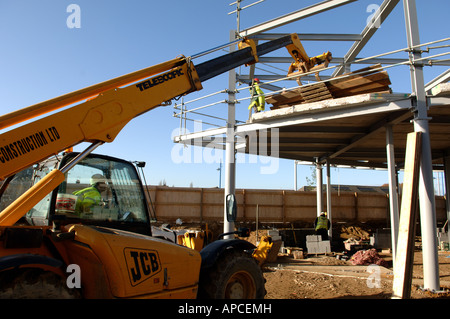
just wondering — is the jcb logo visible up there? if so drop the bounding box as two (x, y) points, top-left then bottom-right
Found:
(124, 248), (161, 286)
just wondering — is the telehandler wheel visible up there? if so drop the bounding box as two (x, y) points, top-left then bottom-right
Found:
(198, 249), (266, 299)
(0, 268), (80, 299)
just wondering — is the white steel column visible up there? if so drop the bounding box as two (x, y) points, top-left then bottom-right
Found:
(403, 0), (439, 291)
(444, 156), (450, 244)
(316, 160), (323, 216)
(224, 30), (237, 238)
(294, 160), (298, 191)
(386, 124), (400, 265)
(326, 159), (332, 239)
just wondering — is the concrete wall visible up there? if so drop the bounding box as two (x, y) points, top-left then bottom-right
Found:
(146, 186), (447, 225)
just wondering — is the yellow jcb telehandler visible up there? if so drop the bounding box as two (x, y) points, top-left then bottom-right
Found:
(0, 34), (330, 298)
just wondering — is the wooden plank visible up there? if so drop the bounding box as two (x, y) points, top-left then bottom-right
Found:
(265, 64), (391, 108)
(297, 82), (333, 103)
(305, 93), (333, 102)
(328, 71), (390, 91)
(299, 83), (330, 94)
(330, 81), (391, 98)
(266, 88), (305, 107)
(392, 132), (422, 299)
(299, 90), (333, 102)
(269, 96), (304, 108)
(329, 64), (384, 84)
(298, 82), (328, 93)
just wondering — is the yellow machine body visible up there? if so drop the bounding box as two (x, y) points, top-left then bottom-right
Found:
(0, 34), (326, 299)
(65, 224), (202, 298)
(0, 224), (201, 299)
(252, 235), (273, 266)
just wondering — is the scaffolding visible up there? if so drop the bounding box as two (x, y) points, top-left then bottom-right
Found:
(172, 0), (450, 296)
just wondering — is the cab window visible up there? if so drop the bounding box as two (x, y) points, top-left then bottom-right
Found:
(56, 156), (149, 225)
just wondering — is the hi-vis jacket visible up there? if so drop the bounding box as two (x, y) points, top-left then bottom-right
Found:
(248, 83), (265, 112)
(314, 215), (329, 231)
(73, 186), (101, 212)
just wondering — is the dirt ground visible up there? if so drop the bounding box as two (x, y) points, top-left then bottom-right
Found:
(166, 222), (450, 299)
(262, 250), (450, 299)
(237, 223), (450, 299)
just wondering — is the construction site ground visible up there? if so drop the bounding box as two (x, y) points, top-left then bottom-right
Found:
(262, 250), (450, 299)
(163, 222), (450, 299)
(256, 225), (450, 299)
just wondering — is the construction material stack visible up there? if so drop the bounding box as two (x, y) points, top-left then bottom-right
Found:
(266, 64), (391, 110)
(306, 235), (331, 255)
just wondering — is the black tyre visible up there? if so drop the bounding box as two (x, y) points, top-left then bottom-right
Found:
(198, 249), (266, 299)
(0, 268), (81, 299)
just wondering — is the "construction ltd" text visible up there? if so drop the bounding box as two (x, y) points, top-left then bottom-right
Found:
(0, 127), (60, 164)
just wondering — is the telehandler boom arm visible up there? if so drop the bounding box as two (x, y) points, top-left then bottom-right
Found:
(0, 34), (324, 226)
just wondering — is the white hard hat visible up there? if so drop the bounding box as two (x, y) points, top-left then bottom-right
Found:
(90, 174), (106, 186)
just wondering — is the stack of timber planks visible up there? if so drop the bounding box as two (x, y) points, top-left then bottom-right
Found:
(266, 64), (392, 110)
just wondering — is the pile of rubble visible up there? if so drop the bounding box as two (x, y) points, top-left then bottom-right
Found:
(340, 224), (371, 241)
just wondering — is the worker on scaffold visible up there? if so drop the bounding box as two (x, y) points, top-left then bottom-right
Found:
(248, 78), (265, 116)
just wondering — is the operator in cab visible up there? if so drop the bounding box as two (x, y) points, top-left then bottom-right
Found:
(73, 174), (108, 213)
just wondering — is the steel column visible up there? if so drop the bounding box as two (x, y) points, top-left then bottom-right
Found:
(326, 159), (333, 239)
(444, 156), (450, 245)
(223, 30), (237, 238)
(294, 160), (298, 191)
(386, 124), (400, 265)
(403, 0), (440, 291)
(316, 159), (323, 216)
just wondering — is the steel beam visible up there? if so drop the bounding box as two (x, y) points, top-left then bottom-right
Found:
(239, 98), (411, 134)
(236, 74), (325, 82)
(258, 56), (408, 65)
(258, 56), (449, 66)
(333, 0), (401, 76)
(173, 97), (417, 148)
(425, 69), (450, 93)
(250, 33), (362, 41)
(238, 0), (357, 37)
(322, 109), (412, 163)
(174, 126), (227, 143)
(324, 158), (388, 169)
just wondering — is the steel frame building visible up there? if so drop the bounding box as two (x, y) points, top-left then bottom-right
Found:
(174, 0), (450, 294)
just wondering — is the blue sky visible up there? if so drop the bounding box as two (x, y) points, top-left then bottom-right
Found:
(0, 0), (448, 190)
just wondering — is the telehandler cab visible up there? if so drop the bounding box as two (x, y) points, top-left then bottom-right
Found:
(0, 34), (331, 298)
